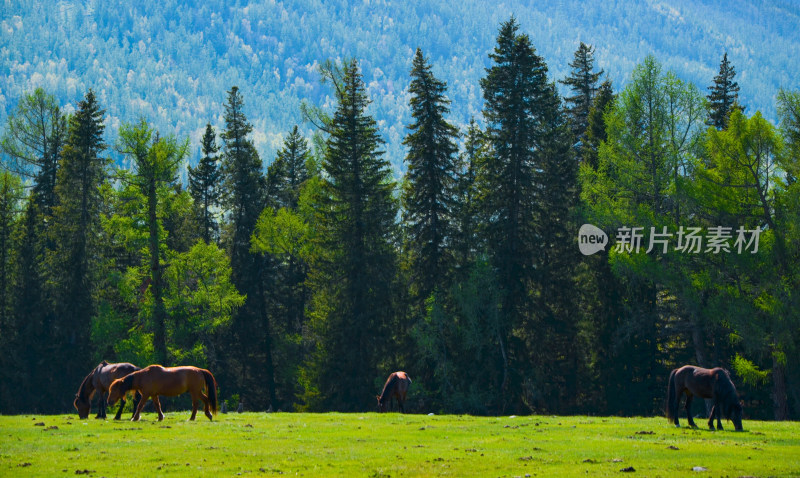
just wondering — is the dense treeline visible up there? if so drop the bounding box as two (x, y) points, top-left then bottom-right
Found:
(1, 18), (799, 420)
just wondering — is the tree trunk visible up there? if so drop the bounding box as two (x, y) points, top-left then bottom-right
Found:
(149, 179), (167, 364)
(772, 353), (789, 420)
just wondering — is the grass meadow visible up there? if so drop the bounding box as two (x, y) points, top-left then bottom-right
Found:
(1, 412), (798, 477)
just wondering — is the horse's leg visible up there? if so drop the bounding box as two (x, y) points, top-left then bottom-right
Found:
(707, 403), (717, 430)
(131, 391), (142, 420)
(199, 392), (213, 421)
(95, 392), (105, 419)
(114, 396), (126, 420)
(714, 401), (723, 431)
(132, 394), (148, 421)
(152, 396), (165, 421)
(189, 393), (198, 421)
(685, 394), (697, 428)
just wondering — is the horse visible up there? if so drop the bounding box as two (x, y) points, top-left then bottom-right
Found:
(107, 365), (218, 421)
(666, 365), (743, 431)
(376, 371), (411, 413)
(74, 361), (142, 420)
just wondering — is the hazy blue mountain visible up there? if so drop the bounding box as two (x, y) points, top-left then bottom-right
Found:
(2, 0), (799, 174)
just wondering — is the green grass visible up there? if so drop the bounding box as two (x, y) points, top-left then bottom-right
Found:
(1, 412), (798, 477)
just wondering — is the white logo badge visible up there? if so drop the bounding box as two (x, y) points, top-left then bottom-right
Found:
(578, 224), (608, 256)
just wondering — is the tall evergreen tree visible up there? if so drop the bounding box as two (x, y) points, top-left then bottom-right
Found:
(707, 52), (744, 129)
(219, 86), (272, 409)
(48, 90), (108, 410)
(477, 18), (549, 411)
(188, 124), (221, 244)
(559, 42), (604, 144)
(303, 60), (398, 411)
(402, 48), (460, 307)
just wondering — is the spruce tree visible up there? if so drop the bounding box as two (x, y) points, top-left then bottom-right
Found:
(188, 123), (221, 244)
(48, 90), (108, 409)
(707, 52), (744, 129)
(402, 48), (460, 307)
(559, 42), (604, 143)
(266, 125), (311, 210)
(219, 86), (273, 408)
(477, 18), (549, 411)
(304, 60), (398, 411)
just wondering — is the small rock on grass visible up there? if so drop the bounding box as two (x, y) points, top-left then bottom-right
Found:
(620, 466), (636, 472)
(692, 466), (707, 472)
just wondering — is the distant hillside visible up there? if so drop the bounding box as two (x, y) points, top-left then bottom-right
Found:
(2, 0), (799, 174)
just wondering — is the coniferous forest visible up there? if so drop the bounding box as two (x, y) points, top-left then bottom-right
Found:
(1, 10), (800, 422)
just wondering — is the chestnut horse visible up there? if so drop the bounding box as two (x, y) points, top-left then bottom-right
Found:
(376, 371), (411, 413)
(74, 361), (142, 420)
(107, 365), (218, 421)
(666, 365), (743, 431)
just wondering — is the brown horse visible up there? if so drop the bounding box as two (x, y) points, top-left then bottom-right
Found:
(666, 365), (743, 431)
(376, 371), (411, 413)
(74, 361), (142, 420)
(107, 365), (218, 421)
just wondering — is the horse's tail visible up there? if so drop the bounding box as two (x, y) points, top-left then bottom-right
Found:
(202, 369), (218, 415)
(666, 368), (677, 421)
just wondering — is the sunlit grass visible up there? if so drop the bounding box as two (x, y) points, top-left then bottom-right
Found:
(1, 413), (797, 476)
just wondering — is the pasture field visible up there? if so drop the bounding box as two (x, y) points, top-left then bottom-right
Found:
(1, 412), (798, 477)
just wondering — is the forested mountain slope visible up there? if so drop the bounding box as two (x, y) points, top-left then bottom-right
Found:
(2, 0), (799, 170)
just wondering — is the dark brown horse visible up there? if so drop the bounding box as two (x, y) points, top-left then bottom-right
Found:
(376, 371), (411, 413)
(107, 365), (218, 421)
(666, 365), (743, 431)
(74, 361), (142, 420)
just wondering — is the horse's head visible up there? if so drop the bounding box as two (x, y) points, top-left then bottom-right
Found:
(73, 394), (90, 419)
(726, 399), (744, 431)
(107, 376), (130, 407)
(376, 395), (387, 413)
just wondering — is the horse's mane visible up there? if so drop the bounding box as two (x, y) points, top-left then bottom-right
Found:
(119, 373), (136, 392)
(379, 374), (399, 403)
(714, 368), (739, 410)
(76, 362), (107, 400)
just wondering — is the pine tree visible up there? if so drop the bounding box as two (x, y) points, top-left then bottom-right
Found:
(559, 42), (604, 143)
(707, 52), (744, 129)
(266, 125), (311, 210)
(188, 124), (221, 244)
(303, 60), (398, 411)
(0, 88), (67, 215)
(219, 86), (273, 408)
(48, 90), (108, 409)
(117, 119), (189, 365)
(402, 48), (460, 307)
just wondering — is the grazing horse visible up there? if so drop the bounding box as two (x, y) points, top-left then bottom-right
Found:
(376, 371), (411, 413)
(107, 365), (218, 421)
(666, 365), (743, 431)
(74, 361), (142, 420)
